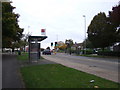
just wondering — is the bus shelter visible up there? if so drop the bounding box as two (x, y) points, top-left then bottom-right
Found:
(28, 36), (47, 62)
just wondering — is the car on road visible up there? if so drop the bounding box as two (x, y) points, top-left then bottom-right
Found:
(42, 49), (51, 55)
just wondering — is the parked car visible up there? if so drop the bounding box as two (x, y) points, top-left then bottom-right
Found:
(42, 49), (51, 55)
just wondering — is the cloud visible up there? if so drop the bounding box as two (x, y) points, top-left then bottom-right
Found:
(11, 0), (119, 48)
(0, 0), (10, 2)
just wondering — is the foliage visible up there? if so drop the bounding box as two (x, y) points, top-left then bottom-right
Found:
(87, 12), (116, 49)
(2, 2), (24, 48)
(65, 39), (74, 48)
(22, 32), (31, 43)
(58, 44), (67, 50)
(109, 3), (120, 27)
(18, 32), (32, 51)
(109, 3), (120, 42)
(55, 41), (67, 50)
(82, 38), (94, 49)
(12, 41), (21, 48)
(97, 51), (120, 57)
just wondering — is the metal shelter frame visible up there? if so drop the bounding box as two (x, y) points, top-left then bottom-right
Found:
(28, 36), (47, 62)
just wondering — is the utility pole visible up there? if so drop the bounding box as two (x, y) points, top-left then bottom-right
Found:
(83, 15), (86, 54)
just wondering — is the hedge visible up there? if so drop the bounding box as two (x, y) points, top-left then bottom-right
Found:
(97, 51), (120, 57)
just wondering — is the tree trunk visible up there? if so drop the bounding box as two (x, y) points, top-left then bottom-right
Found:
(102, 47), (105, 57)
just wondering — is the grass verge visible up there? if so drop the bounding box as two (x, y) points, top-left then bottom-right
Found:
(20, 64), (119, 88)
(17, 52), (44, 61)
(79, 54), (119, 59)
(17, 52), (29, 61)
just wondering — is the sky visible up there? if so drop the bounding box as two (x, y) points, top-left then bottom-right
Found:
(10, 0), (119, 48)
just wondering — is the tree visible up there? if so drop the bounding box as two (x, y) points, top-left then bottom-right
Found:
(65, 39), (74, 54)
(82, 38), (94, 49)
(65, 39), (74, 47)
(87, 12), (116, 50)
(2, 2), (23, 48)
(56, 41), (67, 50)
(21, 32), (31, 51)
(109, 3), (120, 42)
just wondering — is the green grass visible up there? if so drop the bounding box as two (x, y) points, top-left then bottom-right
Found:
(17, 52), (29, 61)
(20, 64), (119, 88)
(79, 54), (103, 58)
(17, 52), (44, 61)
(79, 54), (119, 59)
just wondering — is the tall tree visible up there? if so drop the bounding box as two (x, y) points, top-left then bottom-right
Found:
(87, 12), (116, 50)
(65, 39), (74, 54)
(65, 39), (74, 48)
(109, 3), (120, 42)
(21, 32), (31, 51)
(2, 2), (23, 48)
(82, 38), (94, 49)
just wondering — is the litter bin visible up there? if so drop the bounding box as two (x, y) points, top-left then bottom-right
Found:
(18, 50), (21, 55)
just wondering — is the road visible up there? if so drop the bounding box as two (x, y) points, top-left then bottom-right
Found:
(42, 53), (120, 83)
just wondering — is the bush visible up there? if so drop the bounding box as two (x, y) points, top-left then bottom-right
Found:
(97, 51), (120, 57)
(86, 50), (94, 54)
(80, 49), (94, 55)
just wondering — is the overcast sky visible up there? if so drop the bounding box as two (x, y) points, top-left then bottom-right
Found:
(11, 0), (119, 48)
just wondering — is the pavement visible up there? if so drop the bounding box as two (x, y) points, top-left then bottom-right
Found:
(0, 53), (2, 90)
(2, 54), (25, 88)
(2, 53), (57, 89)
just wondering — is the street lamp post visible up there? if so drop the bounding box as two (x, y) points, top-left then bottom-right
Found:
(83, 15), (86, 54)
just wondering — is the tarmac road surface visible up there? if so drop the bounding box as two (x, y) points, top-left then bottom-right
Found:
(2, 54), (25, 88)
(42, 53), (120, 83)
